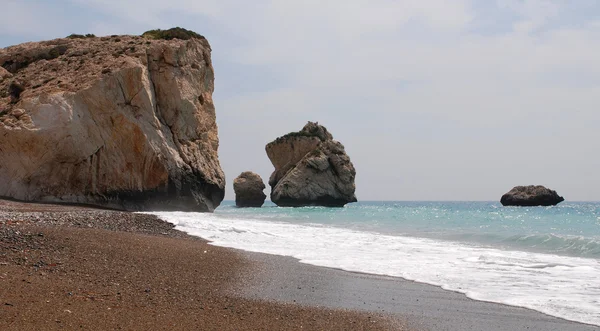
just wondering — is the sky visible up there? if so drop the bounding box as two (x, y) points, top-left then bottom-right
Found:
(1, 0), (599, 201)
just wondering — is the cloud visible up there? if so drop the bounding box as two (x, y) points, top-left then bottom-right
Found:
(1, 0), (599, 200)
(498, 0), (560, 33)
(0, 0), (67, 39)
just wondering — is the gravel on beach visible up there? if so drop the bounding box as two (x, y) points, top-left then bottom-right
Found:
(0, 199), (401, 330)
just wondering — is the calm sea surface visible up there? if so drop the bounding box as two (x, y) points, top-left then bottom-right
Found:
(152, 201), (600, 326)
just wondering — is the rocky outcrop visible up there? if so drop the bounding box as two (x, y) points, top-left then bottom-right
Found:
(266, 122), (356, 207)
(500, 185), (564, 206)
(0, 29), (225, 212)
(233, 172), (266, 207)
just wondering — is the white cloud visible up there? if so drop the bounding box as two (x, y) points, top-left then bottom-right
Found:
(67, 0), (225, 23)
(2, 0), (599, 200)
(0, 1), (67, 39)
(497, 0), (560, 33)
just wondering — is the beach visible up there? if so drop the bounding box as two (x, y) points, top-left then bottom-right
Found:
(2, 3), (599, 330)
(0, 199), (397, 330)
(1, 200), (597, 331)
(240, 252), (598, 330)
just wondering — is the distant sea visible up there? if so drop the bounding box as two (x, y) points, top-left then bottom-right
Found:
(152, 201), (600, 326)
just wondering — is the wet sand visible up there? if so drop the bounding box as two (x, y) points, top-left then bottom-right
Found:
(240, 252), (598, 330)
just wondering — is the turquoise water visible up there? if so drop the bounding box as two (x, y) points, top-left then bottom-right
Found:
(153, 201), (600, 325)
(217, 201), (600, 258)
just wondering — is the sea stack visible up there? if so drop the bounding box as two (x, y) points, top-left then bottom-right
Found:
(233, 171), (267, 207)
(266, 121), (357, 207)
(0, 28), (225, 212)
(500, 185), (564, 206)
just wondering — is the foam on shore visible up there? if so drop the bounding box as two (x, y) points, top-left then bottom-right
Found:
(153, 211), (600, 326)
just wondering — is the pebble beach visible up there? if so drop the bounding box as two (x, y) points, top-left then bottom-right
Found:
(0, 199), (398, 330)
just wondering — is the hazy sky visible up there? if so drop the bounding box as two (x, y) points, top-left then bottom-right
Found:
(2, 0), (599, 201)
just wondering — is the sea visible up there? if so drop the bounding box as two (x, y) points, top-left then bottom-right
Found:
(151, 201), (600, 326)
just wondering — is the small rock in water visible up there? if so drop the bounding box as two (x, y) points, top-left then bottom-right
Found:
(500, 185), (564, 206)
(233, 172), (267, 208)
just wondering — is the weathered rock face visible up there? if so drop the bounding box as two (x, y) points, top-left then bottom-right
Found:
(266, 122), (357, 207)
(500, 185), (564, 206)
(233, 171), (266, 207)
(0, 32), (225, 211)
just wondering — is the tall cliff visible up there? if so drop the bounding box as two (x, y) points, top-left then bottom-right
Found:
(0, 30), (225, 211)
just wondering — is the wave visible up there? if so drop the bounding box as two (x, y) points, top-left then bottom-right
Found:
(151, 211), (600, 326)
(502, 234), (600, 257)
(443, 232), (600, 258)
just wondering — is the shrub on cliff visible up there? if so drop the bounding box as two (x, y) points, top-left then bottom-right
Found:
(66, 34), (96, 39)
(142, 27), (205, 41)
(269, 122), (333, 145)
(271, 131), (318, 144)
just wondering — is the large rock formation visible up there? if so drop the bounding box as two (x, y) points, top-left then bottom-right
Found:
(0, 29), (225, 212)
(500, 185), (564, 206)
(233, 171), (266, 207)
(266, 122), (357, 207)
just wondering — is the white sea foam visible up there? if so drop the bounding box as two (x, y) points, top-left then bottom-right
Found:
(152, 211), (600, 326)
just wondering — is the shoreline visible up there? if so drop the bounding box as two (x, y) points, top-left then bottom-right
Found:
(1, 199), (597, 330)
(157, 202), (600, 329)
(157, 204), (600, 330)
(235, 250), (598, 330)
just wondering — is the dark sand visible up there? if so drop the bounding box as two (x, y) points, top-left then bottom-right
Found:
(240, 253), (598, 331)
(1, 199), (597, 331)
(0, 199), (399, 330)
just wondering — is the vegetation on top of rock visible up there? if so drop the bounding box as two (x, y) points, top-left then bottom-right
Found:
(268, 121), (333, 146)
(142, 27), (205, 41)
(301, 121), (332, 141)
(270, 130), (321, 145)
(66, 34), (96, 39)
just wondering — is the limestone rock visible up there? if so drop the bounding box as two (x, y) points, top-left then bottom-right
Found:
(233, 171), (266, 207)
(0, 30), (225, 212)
(266, 122), (357, 207)
(500, 185), (564, 206)
(0, 67), (12, 81)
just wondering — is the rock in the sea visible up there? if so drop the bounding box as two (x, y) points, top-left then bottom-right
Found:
(266, 122), (357, 207)
(500, 185), (564, 206)
(233, 171), (267, 207)
(0, 28), (225, 212)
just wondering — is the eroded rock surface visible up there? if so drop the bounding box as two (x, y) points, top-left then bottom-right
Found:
(0, 31), (225, 211)
(500, 185), (564, 206)
(233, 171), (266, 207)
(266, 122), (356, 207)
